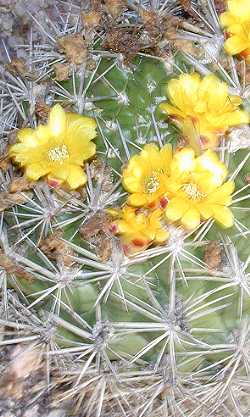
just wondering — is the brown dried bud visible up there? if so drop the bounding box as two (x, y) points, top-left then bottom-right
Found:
(9, 177), (34, 193)
(80, 212), (114, 262)
(139, 9), (162, 44)
(80, 211), (113, 240)
(6, 58), (32, 78)
(214, 0), (226, 13)
(245, 174), (250, 184)
(204, 241), (222, 271)
(39, 231), (74, 267)
(140, 8), (156, 24)
(180, 0), (193, 13)
(54, 62), (70, 81)
(57, 34), (88, 65)
(81, 10), (102, 29)
(244, 66), (250, 85)
(95, 231), (113, 261)
(0, 345), (42, 400)
(0, 192), (28, 212)
(0, 154), (11, 171)
(35, 100), (50, 122)
(8, 130), (18, 145)
(0, 249), (34, 282)
(105, 0), (125, 20)
(103, 27), (141, 62)
(89, 158), (114, 192)
(180, 0), (198, 19)
(164, 15), (182, 40)
(173, 39), (198, 55)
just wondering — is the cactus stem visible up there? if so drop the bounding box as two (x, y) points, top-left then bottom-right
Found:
(93, 61), (118, 85)
(194, 219), (215, 243)
(83, 57), (102, 96)
(96, 117), (123, 163)
(150, 109), (163, 147)
(117, 120), (130, 160)
(232, 194), (250, 204)
(233, 218), (249, 237)
(232, 184), (250, 198)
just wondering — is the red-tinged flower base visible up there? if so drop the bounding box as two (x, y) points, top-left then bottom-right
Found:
(48, 178), (62, 188)
(160, 196), (169, 209)
(132, 238), (147, 247)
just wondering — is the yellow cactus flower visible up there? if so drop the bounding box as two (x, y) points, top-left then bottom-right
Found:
(9, 104), (97, 190)
(220, 0), (250, 61)
(165, 148), (235, 230)
(110, 206), (169, 255)
(122, 143), (172, 209)
(160, 73), (249, 149)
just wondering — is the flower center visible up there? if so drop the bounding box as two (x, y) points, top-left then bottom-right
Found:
(145, 175), (160, 193)
(48, 145), (69, 163)
(182, 183), (206, 200)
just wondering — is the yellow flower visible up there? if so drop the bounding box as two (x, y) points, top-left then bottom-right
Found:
(122, 143), (172, 208)
(220, 0), (250, 61)
(160, 73), (249, 149)
(110, 206), (169, 255)
(9, 104), (97, 190)
(164, 148), (235, 230)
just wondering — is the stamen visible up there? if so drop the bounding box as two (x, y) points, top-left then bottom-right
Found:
(145, 175), (160, 193)
(48, 145), (69, 163)
(182, 183), (206, 200)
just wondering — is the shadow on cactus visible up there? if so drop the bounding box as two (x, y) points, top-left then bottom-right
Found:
(0, 1), (250, 417)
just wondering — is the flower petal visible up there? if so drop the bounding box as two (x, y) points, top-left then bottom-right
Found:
(195, 150), (228, 186)
(220, 12), (236, 27)
(66, 165), (87, 189)
(25, 163), (50, 181)
(69, 141), (96, 165)
(9, 143), (28, 165)
(227, 0), (250, 21)
(48, 104), (67, 137)
(18, 128), (37, 147)
(160, 143), (172, 168)
(155, 229), (169, 243)
(198, 203), (213, 220)
(172, 148), (195, 174)
(225, 110), (249, 127)
(167, 73), (201, 111)
(224, 36), (248, 55)
(66, 115), (97, 148)
(199, 75), (228, 114)
(159, 102), (184, 118)
(165, 198), (190, 222)
(206, 181), (235, 205)
(181, 208), (200, 230)
(50, 164), (69, 181)
(127, 193), (148, 207)
(212, 206), (234, 228)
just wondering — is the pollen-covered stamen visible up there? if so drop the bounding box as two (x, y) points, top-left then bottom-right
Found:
(182, 183), (207, 200)
(48, 144), (69, 163)
(145, 175), (160, 193)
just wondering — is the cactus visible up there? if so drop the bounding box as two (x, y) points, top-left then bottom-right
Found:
(0, 1), (250, 416)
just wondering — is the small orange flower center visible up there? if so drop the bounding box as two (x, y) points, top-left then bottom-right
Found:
(48, 144), (69, 163)
(182, 183), (207, 200)
(145, 174), (160, 193)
